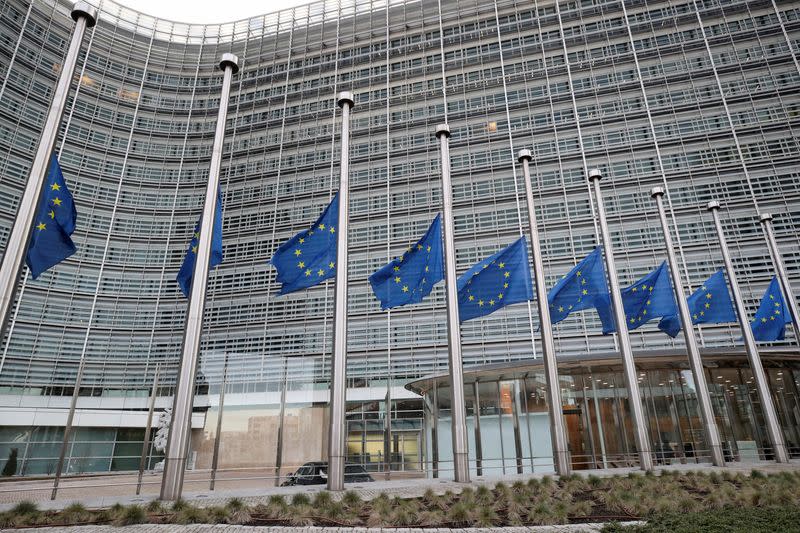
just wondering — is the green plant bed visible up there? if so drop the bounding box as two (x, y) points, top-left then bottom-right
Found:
(603, 505), (800, 533)
(0, 469), (798, 529)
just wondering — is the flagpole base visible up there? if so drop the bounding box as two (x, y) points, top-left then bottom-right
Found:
(638, 451), (654, 471)
(773, 443), (790, 463)
(453, 452), (470, 483)
(554, 450), (572, 477)
(710, 444), (726, 467)
(160, 457), (187, 501)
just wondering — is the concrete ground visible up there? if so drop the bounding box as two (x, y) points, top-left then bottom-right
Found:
(0, 459), (797, 513)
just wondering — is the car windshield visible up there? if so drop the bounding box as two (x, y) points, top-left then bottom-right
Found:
(344, 465), (366, 474)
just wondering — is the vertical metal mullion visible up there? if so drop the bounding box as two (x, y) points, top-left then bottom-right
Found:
(692, 0), (760, 213)
(383, 0), (393, 481)
(618, 0), (696, 299)
(51, 16), (155, 499)
(142, 24), (205, 394)
(0, 1), (33, 102)
(492, 0), (537, 360)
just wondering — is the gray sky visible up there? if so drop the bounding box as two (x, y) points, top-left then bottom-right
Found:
(121, 0), (312, 23)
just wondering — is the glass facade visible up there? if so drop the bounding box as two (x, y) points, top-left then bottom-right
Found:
(412, 349), (800, 475)
(0, 0), (799, 480)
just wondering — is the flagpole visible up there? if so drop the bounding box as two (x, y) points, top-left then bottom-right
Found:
(707, 202), (789, 463)
(50, 356), (86, 499)
(136, 363), (161, 495)
(0, 2), (96, 344)
(327, 91), (354, 492)
(650, 188), (725, 466)
(209, 354), (229, 490)
(160, 53), (240, 501)
(517, 150), (571, 475)
(588, 170), (653, 471)
(435, 124), (470, 483)
(759, 213), (800, 340)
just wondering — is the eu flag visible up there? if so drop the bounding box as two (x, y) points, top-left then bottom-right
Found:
(26, 154), (77, 279)
(547, 246), (613, 331)
(657, 269), (736, 336)
(271, 193), (338, 295)
(605, 261), (678, 335)
(369, 215), (443, 309)
(176, 188), (224, 297)
(457, 237), (533, 322)
(751, 276), (792, 341)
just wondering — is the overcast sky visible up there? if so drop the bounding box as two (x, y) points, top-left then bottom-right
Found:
(122, 0), (312, 23)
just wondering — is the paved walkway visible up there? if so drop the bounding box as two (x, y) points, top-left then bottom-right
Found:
(0, 524), (641, 532)
(0, 460), (797, 513)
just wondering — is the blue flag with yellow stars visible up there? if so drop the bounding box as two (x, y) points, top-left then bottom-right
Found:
(26, 154), (77, 279)
(605, 261), (678, 335)
(751, 276), (792, 341)
(657, 269), (736, 337)
(457, 237), (534, 322)
(271, 193), (338, 295)
(369, 215), (444, 310)
(176, 188), (224, 297)
(547, 246), (614, 331)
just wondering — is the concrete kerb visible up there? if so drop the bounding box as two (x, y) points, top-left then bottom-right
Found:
(0, 523), (647, 532)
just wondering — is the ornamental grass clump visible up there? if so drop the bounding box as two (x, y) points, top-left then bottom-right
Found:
(205, 505), (231, 524)
(61, 502), (91, 525)
(175, 505), (208, 525)
(115, 504), (146, 526)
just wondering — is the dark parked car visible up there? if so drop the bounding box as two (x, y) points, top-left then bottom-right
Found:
(280, 461), (374, 486)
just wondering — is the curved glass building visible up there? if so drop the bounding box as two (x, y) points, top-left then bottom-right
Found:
(0, 0), (799, 483)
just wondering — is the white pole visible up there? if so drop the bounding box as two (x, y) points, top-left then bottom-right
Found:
(651, 187), (724, 466)
(160, 53), (240, 500)
(588, 170), (653, 471)
(326, 91), (354, 491)
(517, 150), (571, 475)
(707, 202), (789, 463)
(435, 124), (470, 482)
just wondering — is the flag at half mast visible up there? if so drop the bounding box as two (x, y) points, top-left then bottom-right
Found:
(271, 193), (338, 295)
(176, 187), (224, 297)
(457, 236), (533, 322)
(369, 215), (444, 310)
(26, 154), (78, 279)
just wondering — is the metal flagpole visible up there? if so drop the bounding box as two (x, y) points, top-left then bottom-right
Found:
(160, 53), (240, 501)
(517, 150), (571, 475)
(136, 363), (161, 495)
(650, 188), (725, 466)
(209, 354), (229, 490)
(0, 2), (96, 344)
(51, 357), (85, 499)
(759, 213), (800, 341)
(588, 170), (653, 471)
(707, 202), (789, 463)
(274, 359), (288, 486)
(327, 91), (354, 491)
(435, 124), (470, 483)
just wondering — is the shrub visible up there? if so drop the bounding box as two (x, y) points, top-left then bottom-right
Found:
(341, 490), (361, 507)
(145, 500), (164, 514)
(291, 493), (310, 506)
(170, 498), (189, 512)
(115, 505), (146, 526)
(11, 501), (38, 516)
(176, 505), (208, 524)
(62, 502), (90, 524)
